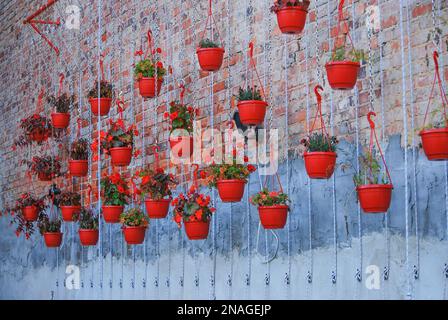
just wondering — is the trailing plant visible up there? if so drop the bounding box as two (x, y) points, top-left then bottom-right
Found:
(236, 86), (263, 101)
(48, 93), (76, 113)
(22, 155), (63, 179)
(353, 149), (390, 187)
(270, 0), (310, 12)
(100, 171), (130, 206)
(14, 114), (52, 147)
(55, 191), (81, 207)
(134, 48), (166, 79)
(87, 81), (113, 99)
(164, 101), (198, 134)
(70, 138), (89, 160)
(250, 189), (290, 207)
(301, 132), (338, 152)
(73, 207), (98, 230)
(330, 47), (366, 63)
(172, 185), (216, 227)
(136, 166), (177, 200)
(120, 208), (149, 227)
(38, 213), (61, 234)
(198, 38), (220, 48)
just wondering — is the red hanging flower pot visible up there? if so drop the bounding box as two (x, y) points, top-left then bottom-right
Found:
(43, 232), (63, 248)
(61, 205), (81, 222)
(51, 112), (70, 129)
(216, 179), (246, 202)
(419, 128), (448, 161)
(325, 61), (360, 90)
(102, 205), (124, 223)
(237, 100), (268, 126)
(38, 172), (52, 182)
(357, 184), (393, 213)
(145, 199), (171, 219)
(169, 136), (193, 158)
(196, 47), (225, 71)
(89, 98), (112, 116)
(138, 77), (163, 98)
(184, 220), (210, 240)
(79, 229), (99, 246)
(303, 152), (337, 179)
(258, 205), (289, 229)
(110, 147), (133, 167)
(22, 206), (38, 222)
(69, 160), (88, 177)
(275, 7), (308, 34)
(123, 226), (146, 245)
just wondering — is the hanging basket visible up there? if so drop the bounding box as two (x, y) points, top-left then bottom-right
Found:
(38, 172), (52, 182)
(51, 112), (70, 129)
(22, 206), (38, 222)
(196, 47), (225, 72)
(110, 147), (133, 167)
(69, 160), (88, 177)
(43, 232), (63, 248)
(420, 128), (448, 160)
(303, 151), (337, 179)
(138, 77), (163, 98)
(325, 61), (360, 90)
(79, 229), (99, 246)
(258, 205), (289, 229)
(89, 98), (112, 116)
(184, 220), (210, 240)
(145, 198), (171, 219)
(357, 184), (393, 213)
(123, 226), (146, 245)
(169, 136), (193, 158)
(102, 205), (124, 223)
(60, 205), (81, 222)
(237, 100), (268, 126)
(275, 7), (308, 34)
(216, 179), (246, 202)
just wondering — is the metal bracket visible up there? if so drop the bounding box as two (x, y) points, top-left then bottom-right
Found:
(307, 271), (313, 284)
(285, 273), (290, 285)
(265, 274), (270, 286)
(227, 274), (232, 287)
(131, 280), (134, 289)
(383, 266), (390, 281)
(444, 264), (448, 279)
(180, 276), (184, 287)
(154, 277), (159, 287)
(109, 280), (113, 289)
(166, 278), (170, 288)
(194, 275), (199, 287)
(356, 269), (362, 282)
(331, 271), (337, 284)
(413, 265), (419, 280)
(245, 274), (250, 286)
(119, 279), (123, 289)
(210, 275), (215, 287)
(142, 279), (146, 288)
(90, 280), (93, 288)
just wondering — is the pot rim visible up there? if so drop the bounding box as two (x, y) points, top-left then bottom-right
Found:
(145, 198), (172, 202)
(79, 229), (99, 233)
(60, 205), (82, 209)
(419, 127), (448, 135)
(44, 232), (63, 236)
(138, 76), (164, 81)
(196, 47), (225, 53)
(123, 225), (147, 230)
(51, 112), (70, 116)
(184, 220), (211, 225)
(303, 151), (337, 157)
(169, 135), (193, 140)
(216, 179), (247, 184)
(325, 61), (361, 67)
(259, 205), (290, 210)
(276, 6), (308, 13)
(102, 205), (124, 209)
(109, 146), (133, 151)
(89, 97), (112, 102)
(69, 159), (88, 163)
(356, 184), (394, 191)
(237, 99), (268, 106)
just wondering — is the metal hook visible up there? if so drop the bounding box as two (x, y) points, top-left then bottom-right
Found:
(367, 111), (376, 129)
(433, 51), (439, 70)
(314, 85), (323, 104)
(248, 42), (254, 59)
(255, 223), (279, 264)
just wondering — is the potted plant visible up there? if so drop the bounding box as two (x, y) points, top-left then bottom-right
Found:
(137, 166), (177, 219)
(120, 208), (149, 245)
(270, 0), (310, 34)
(353, 150), (393, 213)
(419, 107), (448, 161)
(48, 93), (75, 129)
(101, 171), (130, 223)
(87, 81), (113, 116)
(201, 152), (257, 202)
(23, 155), (63, 182)
(325, 48), (365, 90)
(73, 207), (99, 246)
(38, 214), (63, 248)
(69, 138), (89, 177)
(196, 38), (225, 72)
(14, 114), (52, 147)
(55, 191), (81, 222)
(134, 50), (166, 98)
(236, 86), (268, 126)
(250, 188), (290, 229)
(164, 101), (197, 158)
(301, 132), (338, 179)
(172, 185), (216, 240)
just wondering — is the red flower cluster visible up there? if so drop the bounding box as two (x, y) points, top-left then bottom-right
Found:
(172, 186), (216, 227)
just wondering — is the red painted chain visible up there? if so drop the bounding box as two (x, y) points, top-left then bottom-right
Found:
(367, 111), (392, 184)
(199, 0), (224, 45)
(116, 98), (125, 120)
(332, 0), (356, 54)
(309, 85), (333, 150)
(248, 42), (266, 99)
(57, 73), (64, 97)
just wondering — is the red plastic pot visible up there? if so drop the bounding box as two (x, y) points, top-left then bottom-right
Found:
(169, 136), (193, 158)
(419, 128), (448, 161)
(123, 226), (146, 245)
(303, 152), (337, 179)
(79, 229), (99, 246)
(60, 205), (81, 222)
(184, 220), (210, 240)
(325, 61), (360, 90)
(237, 100), (268, 126)
(38, 172), (52, 182)
(69, 160), (88, 177)
(22, 206), (38, 222)
(89, 98), (112, 116)
(275, 7), (308, 34)
(43, 232), (63, 248)
(216, 179), (246, 202)
(196, 47), (225, 71)
(357, 184), (393, 213)
(51, 112), (70, 129)
(258, 205), (289, 229)
(102, 205), (124, 223)
(138, 77), (163, 98)
(29, 130), (48, 143)
(145, 199), (171, 219)
(110, 147), (133, 167)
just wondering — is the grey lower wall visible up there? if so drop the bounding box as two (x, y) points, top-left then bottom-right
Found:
(1, 134), (448, 300)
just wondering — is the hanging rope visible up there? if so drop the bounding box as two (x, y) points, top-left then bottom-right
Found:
(331, 0), (355, 55)
(199, 0), (224, 46)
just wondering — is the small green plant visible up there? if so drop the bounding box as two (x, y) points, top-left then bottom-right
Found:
(301, 132), (338, 152)
(236, 86), (263, 101)
(270, 0), (310, 12)
(120, 208), (149, 227)
(22, 155), (63, 179)
(353, 149), (389, 187)
(137, 166), (177, 200)
(70, 138), (89, 160)
(100, 172), (130, 206)
(199, 38), (220, 48)
(73, 207), (98, 230)
(88, 81), (113, 99)
(163, 101), (198, 134)
(55, 191), (81, 207)
(250, 189), (290, 207)
(48, 93), (76, 113)
(330, 48), (366, 63)
(38, 214), (61, 235)
(134, 59), (166, 79)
